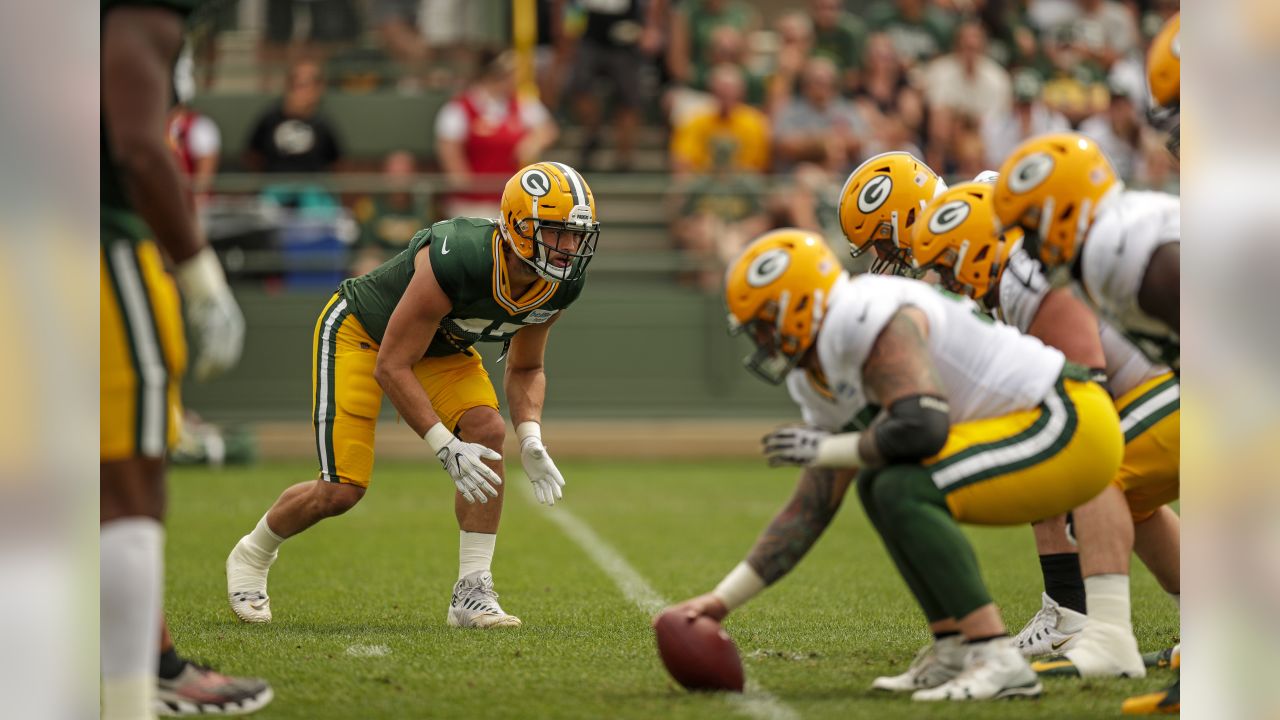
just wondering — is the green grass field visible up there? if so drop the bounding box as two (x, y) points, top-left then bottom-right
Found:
(166, 459), (1178, 719)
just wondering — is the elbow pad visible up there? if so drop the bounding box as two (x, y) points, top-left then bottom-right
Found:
(872, 395), (951, 463)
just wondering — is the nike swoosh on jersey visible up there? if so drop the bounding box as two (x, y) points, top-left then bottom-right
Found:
(441, 236), (450, 254)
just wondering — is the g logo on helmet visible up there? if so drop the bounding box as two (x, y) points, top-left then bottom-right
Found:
(857, 175), (893, 213)
(1007, 152), (1055, 195)
(746, 249), (791, 288)
(520, 169), (552, 197)
(928, 200), (971, 234)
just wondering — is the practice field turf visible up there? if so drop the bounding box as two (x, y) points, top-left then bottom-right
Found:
(166, 460), (1179, 719)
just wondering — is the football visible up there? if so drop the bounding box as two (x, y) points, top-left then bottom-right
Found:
(653, 609), (745, 692)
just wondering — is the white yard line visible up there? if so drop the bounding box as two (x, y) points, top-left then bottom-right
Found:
(532, 492), (800, 720)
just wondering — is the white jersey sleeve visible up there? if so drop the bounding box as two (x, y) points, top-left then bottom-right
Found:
(785, 369), (873, 432)
(1079, 191), (1180, 366)
(1099, 321), (1169, 398)
(815, 275), (1065, 423)
(997, 248), (1051, 333)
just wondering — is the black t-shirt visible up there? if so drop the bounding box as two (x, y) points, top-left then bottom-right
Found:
(582, 0), (644, 46)
(247, 103), (343, 173)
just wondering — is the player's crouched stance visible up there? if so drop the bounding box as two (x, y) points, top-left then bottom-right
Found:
(226, 162), (598, 628)
(666, 231), (1122, 701)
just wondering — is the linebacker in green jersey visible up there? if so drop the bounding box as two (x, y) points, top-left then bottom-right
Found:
(227, 162), (599, 628)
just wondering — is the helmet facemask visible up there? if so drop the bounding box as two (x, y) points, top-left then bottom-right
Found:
(728, 289), (825, 385)
(508, 206), (600, 283)
(853, 211), (920, 277)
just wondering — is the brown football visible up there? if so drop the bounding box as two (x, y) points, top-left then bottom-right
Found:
(653, 609), (745, 692)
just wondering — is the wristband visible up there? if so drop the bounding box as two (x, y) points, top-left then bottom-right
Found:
(516, 421), (542, 446)
(424, 422), (455, 454)
(712, 561), (766, 611)
(174, 246), (229, 299)
(813, 432), (864, 468)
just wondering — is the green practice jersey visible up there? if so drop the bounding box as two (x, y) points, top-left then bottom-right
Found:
(100, 0), (206, 246)
(339, 218), (588, 357)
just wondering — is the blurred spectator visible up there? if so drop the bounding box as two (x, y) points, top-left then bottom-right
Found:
(1041, 26), (1110, 125)
(435, 51), (558, 217)
(923, 21), (1011, 169)
(167, 45), (220, 205)
(810, 0), (868, 95)
(1068, 0), (1138, 71)
(692, 26), (767, 105)
(852, 33), (926, 153)
(567, 0), (666, 171)
(245, 59), (344, 174)
(372, 0), (432, 90)
(668, 0), (761, 87)
(351, 151), (427, 276)
(1079, 81), (1144, 181)
(764, 12), (815, 117)
(670, 143), (770, 290)
(866, 0), (956, 67)
(670, 64), (770, 174)
(258, 0), (361, 89)
(774, 57), (868, 173)
(949, 116), (988, 180)
(982, 69), (1070, 168)
(924, 22), (1012, 123)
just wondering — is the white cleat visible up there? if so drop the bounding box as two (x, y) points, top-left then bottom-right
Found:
(872, 635), (966, 692)
(913, 637), (1043, 702)
(1013, 592), (1086, 658)
(226, 537), (275, 624)
(1031, 619), (1146, 678)
(447, 571), (522, 629)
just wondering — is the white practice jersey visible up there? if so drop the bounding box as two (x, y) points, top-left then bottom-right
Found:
(785, 368), (873, 432)
(998, 249), (1168, 398)
(1078, 190), (1180, 367)
(807, 275), (1065, 424)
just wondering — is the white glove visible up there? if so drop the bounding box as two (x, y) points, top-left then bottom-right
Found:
(762, 425), (830, 467)
(425, 423), (503, 504)
(174, 247), (246, 381)
(517, 422), (565, 505)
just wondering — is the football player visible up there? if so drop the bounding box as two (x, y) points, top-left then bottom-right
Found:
(837, 152), (947, 275)
(101, 2), (270, 718)
(226, 162), (598, 629)
(913, 183), (1180, 680)
(992, 133), (1181, 714)
(993, 132), (1179, 370)
(668, 230), (1123, 701)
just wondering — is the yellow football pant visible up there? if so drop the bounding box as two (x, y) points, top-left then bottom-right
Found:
(927, 376), (1124, 525)
(312, 294), (500, 488)
(101, 240), (187, 461)
(1112, 372), (1180, 522)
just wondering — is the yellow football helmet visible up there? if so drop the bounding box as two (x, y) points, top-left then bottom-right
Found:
(1147, 13), (1180, 109)
(837, 152), (947, 274)
(992, 133), (1120, 270)
(911, 182), (1022, 303)
(725, 229), (844, 384)
(498, 161), (599, 282)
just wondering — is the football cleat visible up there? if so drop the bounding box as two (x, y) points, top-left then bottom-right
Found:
(912, 637), (1042, 702)
(226, 537), (275, 623)
(447, 571), (522, 628)
(1142, 644), (1180, 670)
(1014, 592), (1086, 658)
(1122, 677), (1180, 715)
(155, 662), (273, 716)
(872, 635), (965, 692)
(1031, 619), (1145, 678)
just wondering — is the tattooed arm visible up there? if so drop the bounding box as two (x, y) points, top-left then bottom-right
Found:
(746, 466), (855, 583)
(855, 307), (947, 470)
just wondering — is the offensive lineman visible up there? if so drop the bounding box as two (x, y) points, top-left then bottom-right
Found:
(667, 230), (1122, 701)
(911, 182), (1180, 681)
(226, 162), (599, 628)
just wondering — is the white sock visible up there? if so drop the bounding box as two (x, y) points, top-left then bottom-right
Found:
(244, 514), (283, 558)
(1084, 573), (1132, 630)
(101, 518), (164, 720)
(459, 531), (496, 580)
